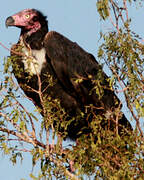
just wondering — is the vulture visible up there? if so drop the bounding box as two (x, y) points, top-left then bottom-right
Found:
(5, 9), (132, 140)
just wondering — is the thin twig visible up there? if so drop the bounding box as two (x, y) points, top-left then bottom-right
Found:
(110, 0), (119, 33)
(15, 99), (36, 139)
(0, 127), (31, 143)
(0, 41), (29, 58)
(109, 65), (144, 138)
(123, 0), (129, 21)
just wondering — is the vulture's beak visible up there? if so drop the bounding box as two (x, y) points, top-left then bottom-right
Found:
(5, 16), (15, 27)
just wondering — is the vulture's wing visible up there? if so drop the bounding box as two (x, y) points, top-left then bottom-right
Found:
(44, 31), (132, 131)
(44, 31), (116, 108)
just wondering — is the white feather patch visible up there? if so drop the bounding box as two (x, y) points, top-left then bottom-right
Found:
(22, 47), (46, 75)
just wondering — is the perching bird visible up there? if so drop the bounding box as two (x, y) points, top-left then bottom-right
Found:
(5, 9), (132, 140)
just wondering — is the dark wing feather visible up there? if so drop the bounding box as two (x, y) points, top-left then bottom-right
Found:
(44, 31), (132, 132)
(44, 31), (115, 107)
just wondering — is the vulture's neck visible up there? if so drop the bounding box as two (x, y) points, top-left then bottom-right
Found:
(21, 25), (48, 50)
(19, 26), (48, 75)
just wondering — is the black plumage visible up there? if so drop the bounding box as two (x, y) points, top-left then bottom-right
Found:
(5, 9), (132, 140)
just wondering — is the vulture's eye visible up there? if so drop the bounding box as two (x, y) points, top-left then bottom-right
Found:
(25, 14), (30, 19)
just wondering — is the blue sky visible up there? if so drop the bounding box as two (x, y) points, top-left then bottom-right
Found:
(0, 1), (143, 179)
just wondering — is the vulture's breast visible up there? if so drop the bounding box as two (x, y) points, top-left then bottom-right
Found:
(21, 45), (47, 75)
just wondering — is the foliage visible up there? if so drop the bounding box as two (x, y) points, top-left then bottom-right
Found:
(0, 0), (144, 179)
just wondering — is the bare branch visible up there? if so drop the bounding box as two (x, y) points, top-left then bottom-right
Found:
(123, 0), (129, 21)
(0, 41), (31, 58)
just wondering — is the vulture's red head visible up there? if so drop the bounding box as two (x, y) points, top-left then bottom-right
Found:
(6, 9), (48, 35)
